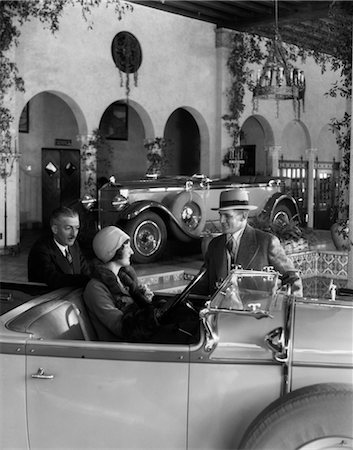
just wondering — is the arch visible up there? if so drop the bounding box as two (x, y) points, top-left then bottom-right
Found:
(240, 115), (274, 175)
(281, 120), (311, 158)
(97, 99), (154, 181)
(125, 99), (154, 139)
(317, 124), (339, 161)
(18, 90), (87, 228)
(244, 114), (275, 147)
(164, 106), (209, 176)
(181, 106), (210, 172)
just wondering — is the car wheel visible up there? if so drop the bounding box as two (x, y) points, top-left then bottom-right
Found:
(124, 211), (167, 263)
(239, 383), (353, 450)
(271, 204), (294, 226)
(169, 192), (206, 242)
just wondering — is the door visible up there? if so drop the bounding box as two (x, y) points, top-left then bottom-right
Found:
(26, 341), (189, 449)
(42, 149), (80, 226)
(313, 161), (339, 229)
(239, 145), (256, 176)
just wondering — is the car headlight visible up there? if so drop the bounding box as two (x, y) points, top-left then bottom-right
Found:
(112, 194), (128, 211)
(81, 194), (96, 211)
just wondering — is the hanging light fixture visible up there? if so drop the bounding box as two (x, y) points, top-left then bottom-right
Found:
(252, 0), (305, 116)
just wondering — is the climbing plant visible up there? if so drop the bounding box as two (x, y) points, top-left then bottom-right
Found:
(225, 2), (352, 220)
(222, 32), (264, 148)
(0, 0), (132, 137)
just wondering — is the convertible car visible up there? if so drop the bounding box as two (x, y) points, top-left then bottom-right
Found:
(0, 269), (352, 450)
(78, 174), (300, 263)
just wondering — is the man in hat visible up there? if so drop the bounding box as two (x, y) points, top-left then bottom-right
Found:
(28, 207), (91, 289)
(194, 189), (303, 296)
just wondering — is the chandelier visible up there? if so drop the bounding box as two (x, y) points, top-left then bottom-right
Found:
(252, 0), (305, 115)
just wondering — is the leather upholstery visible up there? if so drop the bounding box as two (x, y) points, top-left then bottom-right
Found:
(8, 292), (97, 341)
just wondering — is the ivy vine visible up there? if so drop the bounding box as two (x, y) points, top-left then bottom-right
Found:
(0, 0), (132, 137)
(225, 2), (352, 221)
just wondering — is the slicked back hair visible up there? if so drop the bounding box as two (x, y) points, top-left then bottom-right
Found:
(49, 207), (79, 227)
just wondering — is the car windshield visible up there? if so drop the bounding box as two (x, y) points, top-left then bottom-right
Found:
(209, 269), (280, 315)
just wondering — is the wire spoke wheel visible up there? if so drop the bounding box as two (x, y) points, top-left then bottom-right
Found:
(125, 211), (167, 263)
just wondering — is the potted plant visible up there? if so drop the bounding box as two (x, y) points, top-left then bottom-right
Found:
(250, 215), (314, 254)
(144, 137), (167, 177)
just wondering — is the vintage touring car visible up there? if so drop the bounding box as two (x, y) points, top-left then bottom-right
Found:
(0, 269), (352, 450)
(79, 174), (301, 263)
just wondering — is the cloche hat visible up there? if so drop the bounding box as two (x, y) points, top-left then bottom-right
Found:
(93, 226), (130, 263)
(212, 189), (258, 211)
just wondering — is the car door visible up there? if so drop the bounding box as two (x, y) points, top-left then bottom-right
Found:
(26, 339), (189, 449)
(187, 311), (284, 449)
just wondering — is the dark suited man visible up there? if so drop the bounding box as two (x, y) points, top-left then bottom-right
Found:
(194, 189), (303, 297)
(28, 207), (91, 289)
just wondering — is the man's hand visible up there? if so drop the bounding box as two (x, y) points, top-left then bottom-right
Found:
(280, 270), (300, 286)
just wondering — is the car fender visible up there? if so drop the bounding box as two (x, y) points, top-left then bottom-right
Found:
(118, 200), (172, 221)
(120, 200), (203, 240)
(261, 193), (300, 222)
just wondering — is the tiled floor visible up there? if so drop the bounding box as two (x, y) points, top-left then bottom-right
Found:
(0, 228), (338, 284)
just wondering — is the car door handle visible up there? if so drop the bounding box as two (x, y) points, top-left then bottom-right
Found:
(31, 368), (54, 380)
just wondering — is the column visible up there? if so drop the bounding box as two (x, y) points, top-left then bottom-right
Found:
(305, 148), (318, 229)
(215, 28), (234, 177)
(77, 134), (97, 197)
(348, 29), (353, 287)
(267, 145), (281, 177)
(0, 127), (21, 254)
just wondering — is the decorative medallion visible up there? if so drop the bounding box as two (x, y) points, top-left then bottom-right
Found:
(111, 31), (142, 74)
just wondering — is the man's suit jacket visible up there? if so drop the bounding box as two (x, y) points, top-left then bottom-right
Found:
(28, 235), (91, 289)
(195, 224), (303, 296)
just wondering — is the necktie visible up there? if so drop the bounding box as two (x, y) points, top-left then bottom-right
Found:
(226, 236), (237, 270)
(65, 248), (73, 265)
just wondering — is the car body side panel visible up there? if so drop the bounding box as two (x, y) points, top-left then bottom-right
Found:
(187, 308), (285, 449)
(26, 346), (189, 449)
(291, 366), (353, 392)
(292, 300), (353, 365)
(97, 177), (289, 237)
(0, 352), (28, 449)
(188, 363), (282, 449)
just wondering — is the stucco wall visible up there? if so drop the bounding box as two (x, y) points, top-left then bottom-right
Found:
(0, 1), (349, 248)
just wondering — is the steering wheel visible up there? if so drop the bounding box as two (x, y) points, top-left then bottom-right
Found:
(156, 267), (207, 321)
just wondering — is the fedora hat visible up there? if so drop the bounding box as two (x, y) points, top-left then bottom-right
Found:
(212, 189), (258, 211)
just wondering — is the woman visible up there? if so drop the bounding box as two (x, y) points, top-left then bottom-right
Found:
(83, 226), (198, 343)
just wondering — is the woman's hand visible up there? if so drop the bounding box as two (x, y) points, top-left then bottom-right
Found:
(140, 284), (154, 302)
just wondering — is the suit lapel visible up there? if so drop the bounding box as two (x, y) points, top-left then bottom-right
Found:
(70, 244), (81, 274)
(237, 225), (259, 269)
(214, 234), (228, 280)
(50, 239), (73, 274)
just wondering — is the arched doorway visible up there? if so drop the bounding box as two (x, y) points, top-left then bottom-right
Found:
(240, 116), (273, 176)
(98, 100), (154, 181)
(18, 92), (82, 228)
(164, 108), (200, 176)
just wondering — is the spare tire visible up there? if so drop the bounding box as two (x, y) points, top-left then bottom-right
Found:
(124, 211), (167, 263)
(239, 383), (353, 450)
(168, 191), (206, 241)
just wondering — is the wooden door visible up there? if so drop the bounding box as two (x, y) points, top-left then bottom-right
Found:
(42, 149), (80, 226)
(239, 145), (255, 176)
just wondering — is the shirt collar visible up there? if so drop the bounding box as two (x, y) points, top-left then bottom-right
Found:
(231, 226), (246, 242)
(54, 239), (68, 256)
